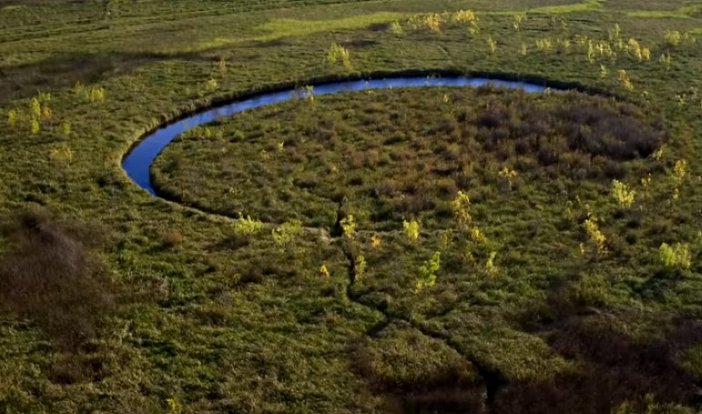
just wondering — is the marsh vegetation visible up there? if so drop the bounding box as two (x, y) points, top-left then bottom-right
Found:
(1, 0), (702, 412)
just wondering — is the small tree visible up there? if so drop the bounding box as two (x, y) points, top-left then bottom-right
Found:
(584, 215), (607, 256)
(611, 179), (636, 208)
(672, 159), (687, 201)
(30, 97), (41, 119)
(89, 86), (106, 103)
(340, 215), (357, 240)
(664, 30), (682, 47)
(423, 13), (442, 33)
(470, 227), (487, 245)
(30, 119), (41, 135)
(498, 166), (518, 190)
(600, 64), (609, 79)
(659, 243), (691, 270)
(326, 42), (352, 71)
(512, 13), (527, 31)
(390, 20), (404, 36)
(452, 190), (472, 228)
(402, 219), (420, 242)
(416, 251), (441, 293)
(7, 109), (18, 128)
(485, 251), (499, 275)
(166, 398), (182, 414)
(355, 255), (367, 280)
(618, 69), (634, 91)
(452, 10), (477, 25)
(673, 159), (687, 184)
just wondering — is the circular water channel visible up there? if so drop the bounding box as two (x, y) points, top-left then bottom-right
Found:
(122, 76), (552, 195)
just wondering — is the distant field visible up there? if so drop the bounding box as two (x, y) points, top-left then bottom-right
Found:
(1, 0), (702, 413)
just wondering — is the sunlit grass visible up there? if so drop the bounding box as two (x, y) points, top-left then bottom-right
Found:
(626, 3), (702, 19)
(256, 12), (409, 39)
(529, 0), (603, 14)
(145, 11), (412, 53)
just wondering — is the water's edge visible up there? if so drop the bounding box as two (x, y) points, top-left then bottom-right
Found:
(122, 74), (578, 195)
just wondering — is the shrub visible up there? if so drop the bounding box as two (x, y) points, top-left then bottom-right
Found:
(470, 227), (487, 244)
(673, 159), (687, 185)
(205, 78), (218, 92)
(326, 42), (352, 71)
(161, 229), (184, 248)
(611, 179), (636, 208)
(627, 38), (643, 61)
(402, 219), (420, 242)
(536, 38), (554, 53)
(423, 13), (442, 33)
(355, 255), (367, 280)
(319, 263), (330, 278)
(61, 120), (72, 137)
(30, 97), (41, 119)
(584, 215), (607, 255)
(452, 9), (477, 24)
(485, 251), (498, 275)
(272, 219), (303, 246)
(659, 242), (691, 270)
(74, 83), (106, 103)
(232, 214), (264, 236)
(49, 144), (74, 164)
(30, 118), (40, 135)
(0, 208), (113, 351)
(618, 69), (634, 91)
(664, 30), (682, 47)
(600, 64), (609, 78)
(340, 214), (357, 240)
(451, 190), (472, 228)
(390, 20), (403, 35)
(7, 109), (18, 127)
(416, 251), (440, 292)
(498, 166), (518, 190)
(89, 86), (106, 103)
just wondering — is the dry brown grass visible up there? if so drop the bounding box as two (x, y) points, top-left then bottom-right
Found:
(0, 207), (114, 351)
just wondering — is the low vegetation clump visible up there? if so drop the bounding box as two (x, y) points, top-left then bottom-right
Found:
(0, 208), (113, 351)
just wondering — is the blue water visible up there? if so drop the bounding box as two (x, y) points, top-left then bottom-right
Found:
(122, 76), (551, 195)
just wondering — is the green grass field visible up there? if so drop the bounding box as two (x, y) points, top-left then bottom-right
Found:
(1, 0), (702, 413)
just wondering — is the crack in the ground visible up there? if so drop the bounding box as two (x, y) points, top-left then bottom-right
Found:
(336, 228), (507, 410)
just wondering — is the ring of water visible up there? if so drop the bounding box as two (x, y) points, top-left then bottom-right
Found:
(122, 76), (555, 196)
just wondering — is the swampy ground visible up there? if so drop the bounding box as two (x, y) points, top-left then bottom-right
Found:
(1, 0), (702, 413)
